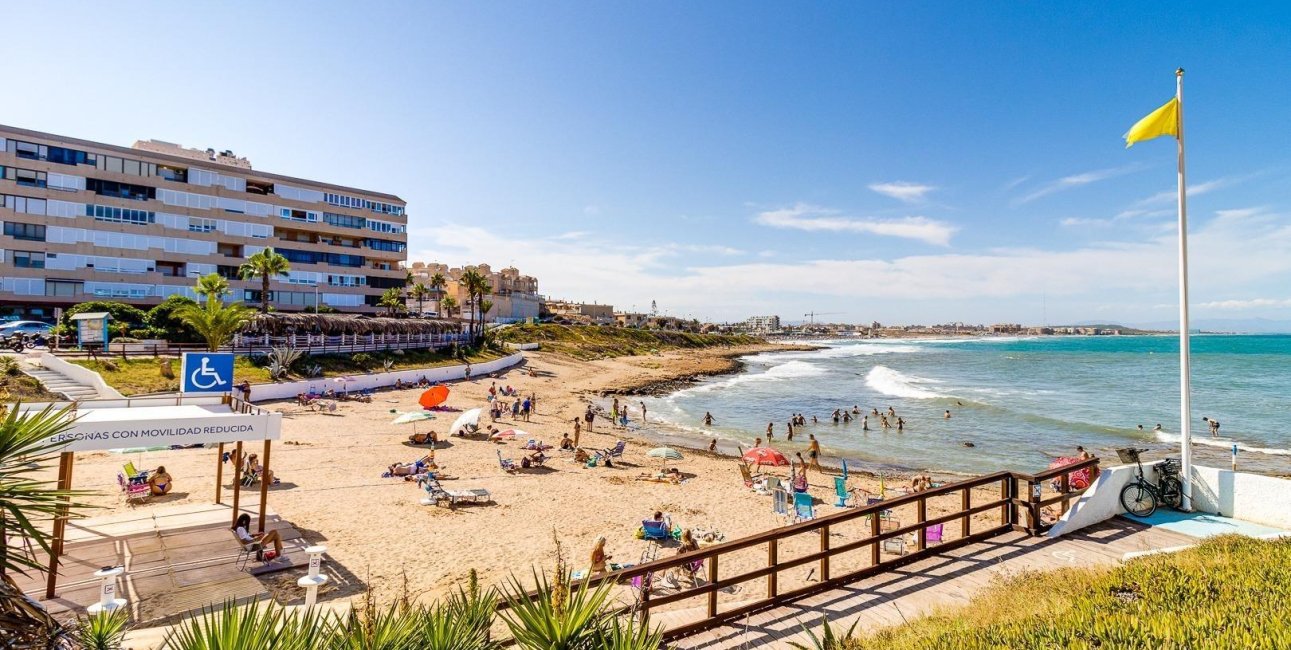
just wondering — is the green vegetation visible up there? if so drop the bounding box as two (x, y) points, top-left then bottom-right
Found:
(495, 324), (763, 360)
(0, 357), (58, 402)
(71, 348), (508, 396)
(60, 301), (148, 330)
(176, 296), (255, 352)
(238, 248), (291, 313)
(841, 535), (1291, 649)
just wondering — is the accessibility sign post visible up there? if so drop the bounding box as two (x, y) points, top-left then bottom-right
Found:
(180, 352), (235, 394)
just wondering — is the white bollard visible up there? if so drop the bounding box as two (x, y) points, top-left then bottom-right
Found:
(297, 545), (329, 607)
(86, 566), (127, 615)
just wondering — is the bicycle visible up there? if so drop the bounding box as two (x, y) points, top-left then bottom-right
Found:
(1117, 448), (1183, 517)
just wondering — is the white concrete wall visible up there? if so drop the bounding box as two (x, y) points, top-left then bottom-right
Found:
(245, 353), (525, 402)
(38, 352), (124, 399)
(1190, 466), (1291, 529)
(1046, 463), (1146, 537)
(506, 342), (540, 351)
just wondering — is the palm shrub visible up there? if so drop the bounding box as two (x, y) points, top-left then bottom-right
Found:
(74, 609), (131, 650)
(788, 616), (861, 650)
(176, 298), (254, 352)
(161, 599), (323, 650)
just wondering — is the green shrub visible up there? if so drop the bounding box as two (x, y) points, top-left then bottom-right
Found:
(145, 295), (201, 343)
(351, 353), (372, 369)
(61, 301), (146, 329)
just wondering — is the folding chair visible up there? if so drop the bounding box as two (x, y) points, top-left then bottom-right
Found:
(793, 492), (815, 521)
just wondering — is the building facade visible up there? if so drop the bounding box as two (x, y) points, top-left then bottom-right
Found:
(744, 315), (781, 332)
(540, 299), (615, 325)
(0, 125), (408, 319)
(406, 262), (540, 323)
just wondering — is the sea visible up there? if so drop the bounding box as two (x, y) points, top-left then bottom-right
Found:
(634, 335), (1291, 478)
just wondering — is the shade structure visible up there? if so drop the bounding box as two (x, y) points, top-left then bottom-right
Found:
(419, 385), (450, 409)
(492, 428), (522, 440)
(742, 447), (789, 467)
(449, 408), (482, 435)
(392, 411), (436, 425)
(1048, 456), (1092, 490)
(648, 447), (684, 461)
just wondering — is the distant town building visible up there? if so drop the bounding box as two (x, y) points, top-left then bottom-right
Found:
(990, 323), (1023, 334)
(744, 315), (781, 332)
(406, 262), (540, 323)
(615, 312), (649, 328)
(541, 299), (615, 325)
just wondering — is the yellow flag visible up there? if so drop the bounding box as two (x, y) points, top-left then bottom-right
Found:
(1124, 97), (1179, 147)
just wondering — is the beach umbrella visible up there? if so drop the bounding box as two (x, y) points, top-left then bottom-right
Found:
(391, 410), (435, 434)
(449, 407), (482, 435)
(491, 428), (521, 440)
(742, 447), (789, 467)
(1048, 457), (1092, 490)
(419, 385), (450, 409)
(334, 376), (355, 395)
(648, 447), (684, 461)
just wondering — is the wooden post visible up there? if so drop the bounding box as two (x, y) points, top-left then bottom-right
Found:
(961, 486), (972, 538)
(45, 452), (73, 599)
(1000, 476), (1011, 527)
(767, 539), (778, 597)
(257, 440), (271, 533)
(870, 510), (880, 567)
(915, 497), (927, 551)
(215, 443), (225, 505)
(706, 555), (719, 617)
(1059, 471), (1071, 517)
(231, 441), (243, 528)
(819, 524), (830, 581)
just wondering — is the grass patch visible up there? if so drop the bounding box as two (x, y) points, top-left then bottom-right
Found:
(1, 374), (60, 402)
(69, 348), (508, 396)
(495, 324), (763, 360)
(841, 535), (1291, 649)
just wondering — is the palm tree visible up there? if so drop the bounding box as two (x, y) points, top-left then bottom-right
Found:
(440, 296), (458, 318)
(1, 404), (89, 576)
(176, 298), (254, 352)
(428, 272), (447, 300)
(459, 269), (494, 343)
(409, 283), (431, 317)
(404, 269), (416, 296)
(479, 299), (494, 325)
(238, 248), (291, 313)
(378, 287), (407, 317)
(193, 273), (231, 307)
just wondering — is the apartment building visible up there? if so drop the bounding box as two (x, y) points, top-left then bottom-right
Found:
(406, 262), (540, 323)
(0, 125), (408, 319)
(744, 315), (781, 332)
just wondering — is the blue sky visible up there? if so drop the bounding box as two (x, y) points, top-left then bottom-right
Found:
(5, 2), (1291, 324)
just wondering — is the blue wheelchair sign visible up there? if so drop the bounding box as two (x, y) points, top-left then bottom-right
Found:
(181, 353), (235, 393)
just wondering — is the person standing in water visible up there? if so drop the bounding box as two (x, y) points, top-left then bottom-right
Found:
(766, 422), (774, 439)
(896, 417), (905, 431)
(786, 422), (795, 441)
(862, 415), (869, 431)
(640, 401), (647, 423)
(944, 410), (952, 419)
(704, 412), (714, 426)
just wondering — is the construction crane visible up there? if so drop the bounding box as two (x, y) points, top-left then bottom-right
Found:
(803, 311), (844, 325)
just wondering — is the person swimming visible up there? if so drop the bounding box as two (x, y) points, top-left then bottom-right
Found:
(703, 412), (714, 426)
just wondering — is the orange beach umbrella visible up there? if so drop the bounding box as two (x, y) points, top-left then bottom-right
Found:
(418, 385), (450, 409)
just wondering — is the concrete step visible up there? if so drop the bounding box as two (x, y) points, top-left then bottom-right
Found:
(20, 363), (107, 401)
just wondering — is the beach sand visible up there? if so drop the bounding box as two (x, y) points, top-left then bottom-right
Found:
(39, 345), (1017, 617)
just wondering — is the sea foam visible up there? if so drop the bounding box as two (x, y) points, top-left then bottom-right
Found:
(1154, 431), (1291, 456)
(864, 365), (947, 400)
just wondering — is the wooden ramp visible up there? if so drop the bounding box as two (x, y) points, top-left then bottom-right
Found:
(12, 503), (313, 626)
(666, 517), (1197, 649)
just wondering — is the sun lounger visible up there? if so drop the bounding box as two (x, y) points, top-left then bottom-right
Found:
(497, 450), (519, 473)
(421, 482), (492, 508)
(793, 492), (815, 521)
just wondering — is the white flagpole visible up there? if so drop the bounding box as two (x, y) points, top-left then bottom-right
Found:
(1175, 67), (1194, 511)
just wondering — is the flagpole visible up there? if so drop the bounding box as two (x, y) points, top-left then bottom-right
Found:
(1175, 67), (1194, 511)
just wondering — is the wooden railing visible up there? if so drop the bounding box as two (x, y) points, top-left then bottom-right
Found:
(498, 457), (1099, 642)
(1009, 456), (1101, 535)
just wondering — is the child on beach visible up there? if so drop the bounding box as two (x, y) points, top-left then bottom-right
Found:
(708, 439), (717, 453)
(590, 536), (612, 574)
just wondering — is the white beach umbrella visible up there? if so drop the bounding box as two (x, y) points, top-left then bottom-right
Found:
(449, 408), (482, 434)
(392, 410), (435, 434)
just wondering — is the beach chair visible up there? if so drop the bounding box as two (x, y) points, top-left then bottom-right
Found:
(772, 488), (790, 519)
(833, 476), (853, 508)
(924, 523), (944, 546)
(641, 520), (670, 542)
(605, 440), (627, 459)
(117, 473), (150, 504)
(497, 450), (519, 473)
(123, 462), (147, 484)
(882, 536), (906, 556)
(791, 472), (808, 494)
(763, 476), (784, 493)
(793, 492), (815, 521)
(738, 463), (757, 489)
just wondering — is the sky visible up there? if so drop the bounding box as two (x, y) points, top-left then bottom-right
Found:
(4, 2), (1291, 325)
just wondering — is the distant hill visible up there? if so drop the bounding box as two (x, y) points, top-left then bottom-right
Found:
(1065, 322), (1161, 335)
(1127, 318), (1291, 334)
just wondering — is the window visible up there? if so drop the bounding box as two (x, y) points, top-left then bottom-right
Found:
(367, 276), (404, 289)
(96, 154), (155, 177)
(157, 165), (188, 182)
(323, 212), (366, 229)
(46, 173), (85, 192)
(365, 238), (406, 253)
(46, 146), (94, 166)
(189, 217), (217, 232)
(85, 179), (155, 201)
(12, 251), (45, 269)
(366, 219), (406, 234)
(0, 194), (47, 215)
(4, 167), (47, 188)
(279, 208), (319, 223)
(86, 204), (155, 225)
(13, 141), (41, 160)
(4, 222), (46, 241)
(45, 280), (82, 297)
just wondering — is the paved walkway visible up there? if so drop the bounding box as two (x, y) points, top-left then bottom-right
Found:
(666, 517), (1196, 649)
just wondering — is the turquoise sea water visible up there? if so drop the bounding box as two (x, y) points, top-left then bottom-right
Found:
(638, 335), (1291, 476)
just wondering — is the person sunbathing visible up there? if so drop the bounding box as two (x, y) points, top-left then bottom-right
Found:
(148, 465), (173, 496)
(233, 513), (283, 561)
(590, 536), (612, 574)
(389, 454), (434, 476)
(243, 453), (278, 486)
(408, 430), (438, 445)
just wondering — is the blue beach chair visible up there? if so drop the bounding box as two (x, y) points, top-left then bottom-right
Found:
(642, 520), (670, 541)
(794, 492), (815, 521)
(833, 476), (853, 508)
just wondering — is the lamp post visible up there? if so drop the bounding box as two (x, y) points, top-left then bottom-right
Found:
(314, 283), (320, 313)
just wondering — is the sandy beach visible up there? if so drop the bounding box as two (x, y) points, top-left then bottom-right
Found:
(41, 344), (1016, 615)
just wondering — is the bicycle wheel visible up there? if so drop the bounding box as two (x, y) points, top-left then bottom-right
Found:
(1120, 482), (1157, 518)
(1159, 476), (1183, 509)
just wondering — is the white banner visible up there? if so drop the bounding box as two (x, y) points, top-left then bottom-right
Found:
(44, 409), (280, 453)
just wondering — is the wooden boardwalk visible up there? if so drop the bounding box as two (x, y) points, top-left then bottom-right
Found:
(666, 517), (1196, 649)
(13, 503), (312, 626)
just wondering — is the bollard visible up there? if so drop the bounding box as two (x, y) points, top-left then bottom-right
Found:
(86, 566), (127, 615)
(1232, 444), (1238, 472)
(297, 545), (329, 607)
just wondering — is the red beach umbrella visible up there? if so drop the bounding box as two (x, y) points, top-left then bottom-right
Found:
(1048, 456), (1092, 490)
(418, 385), (450, 409)
(742, 447), (790, 467)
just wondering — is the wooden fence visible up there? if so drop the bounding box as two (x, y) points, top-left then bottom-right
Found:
(498, 456), (1101, 643)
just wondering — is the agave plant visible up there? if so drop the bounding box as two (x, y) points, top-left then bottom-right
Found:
(323, 601), (420, 650)
(306, 364), (324, 378)
(73, 609), (131, 650)
(161, 599), (323, 650)
(500, 569), (618, 650)
(265, 346), (305, 380)
(787, 615), (862, 650)
(382, 358), (396, 373)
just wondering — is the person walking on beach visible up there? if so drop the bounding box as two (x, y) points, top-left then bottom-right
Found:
(1202, 417), (1220, 437)
(521, 397), (531, 422)
(640, 401), (647, 423)
(585, 406), (596, 432)
(573, 417), (582, 448)
(703, 412), (714, 426)
(807, 435), (822, 473)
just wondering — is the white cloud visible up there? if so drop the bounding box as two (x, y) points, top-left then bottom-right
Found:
(754, 204), (957, 246)
(1131, 177), (1234, 207)
(1060, 217), (1113, 228)
(1197, 298), (1291, 310)
(868, 181), (935, 203)
(1014, 165), (1141, 205)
